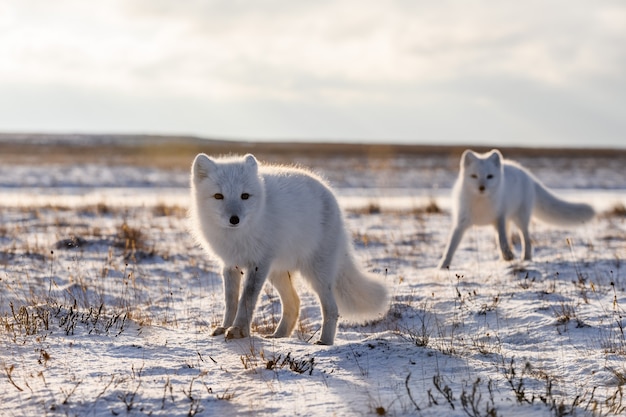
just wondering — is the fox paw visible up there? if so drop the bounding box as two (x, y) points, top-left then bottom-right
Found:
(502, 251), (515, 261)
(211, 326), (226, 336)
(225, 326), (247, 340)
(314, 339), (332, 346)
(266, 327), (291, 339)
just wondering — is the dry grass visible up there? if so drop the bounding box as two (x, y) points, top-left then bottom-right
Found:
(347, 199), (444, 216)
(607, 203), (626, 217)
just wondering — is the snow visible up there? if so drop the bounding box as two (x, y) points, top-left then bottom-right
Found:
(1, 151), (626, 416)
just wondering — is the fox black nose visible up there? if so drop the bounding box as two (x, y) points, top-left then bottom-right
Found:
(229, 215), (240, 225)
(479, 185), (485, 192)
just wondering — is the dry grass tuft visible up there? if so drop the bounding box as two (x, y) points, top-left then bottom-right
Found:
(116, 223), (144, 251)
(607, 203), (626, 217)
(410, 199), (443, 215)
(153, 203), (187, 218)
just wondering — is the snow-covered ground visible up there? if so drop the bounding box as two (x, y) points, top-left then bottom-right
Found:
(1, 151), (625, 416)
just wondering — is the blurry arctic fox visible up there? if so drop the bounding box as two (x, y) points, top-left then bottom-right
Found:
(439, 149), (595, 269)
(190, 153), (389, 345)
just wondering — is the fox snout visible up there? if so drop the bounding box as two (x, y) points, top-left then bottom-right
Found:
(229, 215), (240, 226)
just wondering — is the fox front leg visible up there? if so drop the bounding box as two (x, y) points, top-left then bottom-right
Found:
(226, 263), (270, 340)
(212, 266), (242, 336)
(439, 223), (468, 269)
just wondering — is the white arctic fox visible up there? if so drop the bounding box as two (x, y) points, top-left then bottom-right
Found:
(190, 153), (389, 345)
(439, 149), (595, 269)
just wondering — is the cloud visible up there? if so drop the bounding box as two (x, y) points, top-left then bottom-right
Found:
(0, 0), (624, 145)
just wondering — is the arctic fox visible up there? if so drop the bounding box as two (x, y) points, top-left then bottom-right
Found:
(190, 153), (389, 345)
(439, 149), (595, 269)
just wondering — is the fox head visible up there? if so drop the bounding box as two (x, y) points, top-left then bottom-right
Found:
(191, 153), (265, 229)
(460, 149), (503, 195)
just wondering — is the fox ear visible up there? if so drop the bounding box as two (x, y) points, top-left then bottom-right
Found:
(243, 154), (258, 171)
(487, 149), (502, 166)
(461, 150), (477, 167)
(192, 153), (216, 180)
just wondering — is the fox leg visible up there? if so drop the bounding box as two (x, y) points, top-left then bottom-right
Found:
(302, 262), (339, 345)
(439, 223), (468, 269)
(512, 213), (532, 261)
(267, 271), (300, 338)
(520, 225), (532, 261)
(312, 281), (338, 346)
(226, 263), (270, 340)
(495, 217), (515, 261)
(212, 265), (242, 336)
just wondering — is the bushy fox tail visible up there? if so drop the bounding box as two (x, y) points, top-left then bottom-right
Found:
(533, 181), (595, 226)
(334, 256), (389, 323)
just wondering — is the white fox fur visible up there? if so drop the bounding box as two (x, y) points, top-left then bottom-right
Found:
(439, 149), (595, 269)
(190, 153), (389, 345)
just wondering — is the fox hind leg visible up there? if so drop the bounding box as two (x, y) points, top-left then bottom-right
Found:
(512, 212), (532, 261)
(302, 266), (339, 345)
(268, 271), (300, 338)
(495, 217), (515, 261)
(314, 283), (338, 346)
(520, 226), (532, 261)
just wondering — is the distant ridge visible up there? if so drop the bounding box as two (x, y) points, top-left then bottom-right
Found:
(1, 133), (624, 168)
(0, 133), (222, 147)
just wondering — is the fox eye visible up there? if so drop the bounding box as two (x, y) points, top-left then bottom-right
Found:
(471, 174), (478, 179)
(241, 193), (250, 200)
(487, 174), (494, 179)
(213, 193), (224, 200)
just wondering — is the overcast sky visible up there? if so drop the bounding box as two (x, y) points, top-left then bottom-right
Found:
(0, 1), (624, 147)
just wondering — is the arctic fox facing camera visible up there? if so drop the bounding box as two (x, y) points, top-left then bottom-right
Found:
(190, 153), (389, 345)
(439, 149), (595, 269)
